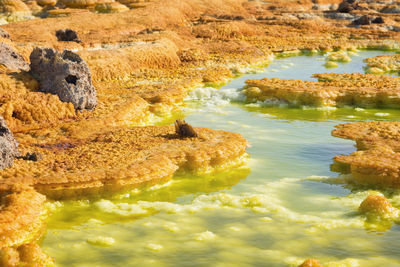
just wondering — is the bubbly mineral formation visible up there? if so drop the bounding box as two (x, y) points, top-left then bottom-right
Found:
(0, 116), (18, 170)
(332, 121), (400, 187)
(0, 42), (29, 71)
(298, 259), (323, 267)
(359, 195), (399, 220)
(29, 47), (97, 111)
(0, 243), (54, 266)
(244, 73), (400, 108)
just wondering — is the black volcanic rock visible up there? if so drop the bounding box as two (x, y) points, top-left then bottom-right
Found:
(56, 29), (81, 43)
(352, 15), (371, 25)
(29, 47), (97, 111)
(0, 43), (29, 71)
(0, 116), (19, 170)
(372, 16), (384, 24)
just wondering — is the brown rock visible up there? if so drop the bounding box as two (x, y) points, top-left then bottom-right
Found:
(175, 120), (199, 138)
(55, 29), (81, 43)
(352, 15), (371, 25)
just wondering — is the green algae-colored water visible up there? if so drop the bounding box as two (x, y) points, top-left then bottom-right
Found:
(42, 50), (400, 266)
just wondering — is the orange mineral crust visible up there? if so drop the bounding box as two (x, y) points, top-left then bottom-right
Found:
(1, 243), (54, 267)
(298, 259), (323, 267)
(332, 121), (400, 187)
(0, 126), (248, 199)
(0, 184), (46, 248)
(365, 54), (400, 73)
(244, 73), (400, 108)
(0, 67), (77, 133)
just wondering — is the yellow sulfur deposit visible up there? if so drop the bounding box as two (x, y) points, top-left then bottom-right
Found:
(326, 51), (351, 63)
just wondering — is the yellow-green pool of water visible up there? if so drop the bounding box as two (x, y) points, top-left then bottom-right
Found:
(41, 50), (400, 266)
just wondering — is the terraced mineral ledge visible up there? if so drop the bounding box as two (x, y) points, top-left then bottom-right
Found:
(332, 121), (400, 188)
(365, 54), (400, 74)
(244, 73), (400, 108)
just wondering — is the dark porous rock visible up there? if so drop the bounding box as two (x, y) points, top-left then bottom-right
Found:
(29, 47), (97, 111)
(55, 29), (81, 43)
(16, 152), (42, 162)
(372, 16), (384, 24)
(0, 116), (19, 170)
(0, 43), (29, 71)
(0, 28), (10, 39)
(352, 15), (371, 25)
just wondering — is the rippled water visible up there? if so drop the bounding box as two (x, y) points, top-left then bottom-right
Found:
(42, 50), (400, 266)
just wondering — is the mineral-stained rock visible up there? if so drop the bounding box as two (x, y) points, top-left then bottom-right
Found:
(55, 29), (81, 43)
(0, 43), (29, 71)
(0, 115), (18, 170)
(337, 0), (357, 13)
(0, 28), (9, 39)
(29, 47), (97, 111)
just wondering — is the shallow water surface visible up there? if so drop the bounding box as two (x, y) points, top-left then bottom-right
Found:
(42, 50), (400, 266)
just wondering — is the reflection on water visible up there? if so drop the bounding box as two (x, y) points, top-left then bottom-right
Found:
(42, 50), (400, 266)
